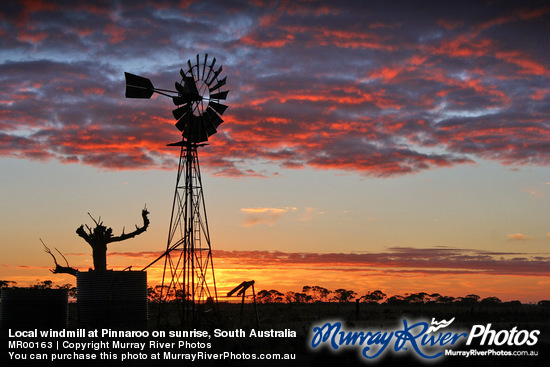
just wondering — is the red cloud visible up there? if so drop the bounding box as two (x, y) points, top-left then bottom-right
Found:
(91, 247), (550, 277)
(211, 247), (550, 277)
(0, 1), (548, 177)
(495, 51), (548, 76)
(315, 29), (396, 51)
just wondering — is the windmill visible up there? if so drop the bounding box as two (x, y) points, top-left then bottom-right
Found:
(125, 54), (229, 323)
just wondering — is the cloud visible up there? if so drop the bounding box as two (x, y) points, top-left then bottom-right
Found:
(299, 207), (325, 221)
(60, 246), (550, 276)
(95, 246), (550, 277)
(240, 206), (297, 226)
(0, 1), (549, 176)
(239, 206), (323, 226)
(507, 233), (533, 241)
(522, 187), (544, 198)
(212, 246), (550, 276)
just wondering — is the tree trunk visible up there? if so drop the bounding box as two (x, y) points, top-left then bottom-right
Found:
(92, 243), (107, 271)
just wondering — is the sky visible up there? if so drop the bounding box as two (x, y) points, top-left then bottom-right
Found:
(1, 0), (549, 303)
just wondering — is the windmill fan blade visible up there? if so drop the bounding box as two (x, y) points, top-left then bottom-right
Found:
(184, 76), (199, 96)
(207, 66), (223, 86)
(125, 72), (154, 99)
(202, 54), (208, 80)
(175, 82), (183, 93)
(198, 125), (209, 142)
(204, 57), (216, 85)
(187, 59), (194, 78)
(196, 130), (209, 142)
(175, 110), (196, 132)
(175, 115), (187, 132)
(196, 54), (201, 78)
(206, 125), (217, 137)
(206, 107), (224, 128)
(210, 91), (229, 101)
(209, 77), (226, 92)
(172, 105), (188, 120)
(176, 112), (210, 142)
(209, 101), (228, 116)
(203, 114), (217, 136)
(184, 117), (208, 143)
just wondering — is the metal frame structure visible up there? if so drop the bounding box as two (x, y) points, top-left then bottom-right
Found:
(227, 280), (259, 327)
(126, 54), (228, 325)
(159, 141), (218, 323)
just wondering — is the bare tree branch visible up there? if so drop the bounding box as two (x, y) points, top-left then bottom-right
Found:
(87, 212), (100, 227)
(56, 248), (70, 267)
(108, 209), (150, 244)
(41, 238), (59, 267)
(41, 238), (78, 277)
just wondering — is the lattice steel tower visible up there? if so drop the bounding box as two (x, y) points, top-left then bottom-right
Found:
(125, 54), (229, 323)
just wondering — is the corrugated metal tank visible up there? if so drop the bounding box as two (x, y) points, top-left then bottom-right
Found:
(0, 288), (68, 330)
(76, 270), (147, 329)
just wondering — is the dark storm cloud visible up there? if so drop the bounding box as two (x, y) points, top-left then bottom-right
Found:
(1, 0), (548, 176)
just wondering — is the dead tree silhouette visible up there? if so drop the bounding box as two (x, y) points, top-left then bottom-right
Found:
(42, 238), (78, 276)
(76, 208), (150, 271)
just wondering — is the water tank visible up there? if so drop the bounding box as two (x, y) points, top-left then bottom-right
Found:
(76, 270), (147, 329)
(0, 288), (68, 330)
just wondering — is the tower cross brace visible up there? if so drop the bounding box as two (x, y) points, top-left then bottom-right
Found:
(159, 141), (218, 324)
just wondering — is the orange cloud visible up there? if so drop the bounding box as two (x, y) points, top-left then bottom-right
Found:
(240, 207), (297, 226)
(507, 233), (533, 241)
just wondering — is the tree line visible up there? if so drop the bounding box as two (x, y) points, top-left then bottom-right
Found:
(254, 286), (547, 306)
(1, 280), (77, 298)
(3, 281), (548, 306)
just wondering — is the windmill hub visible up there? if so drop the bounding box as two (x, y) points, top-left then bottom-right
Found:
(125, 53), (229, 143)
(189, 80), (209, 116)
